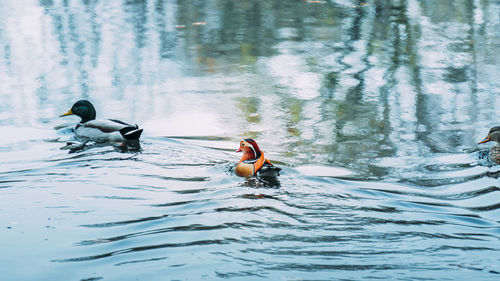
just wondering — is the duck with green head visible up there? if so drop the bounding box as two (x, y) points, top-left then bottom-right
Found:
(478, 126), (500, 164)
(60, 100), (143, 141)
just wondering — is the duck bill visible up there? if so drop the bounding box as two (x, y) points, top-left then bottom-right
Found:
(60, 109), (73, 117)
(236, 148), (242, 152)
(478, 136), (490, 144)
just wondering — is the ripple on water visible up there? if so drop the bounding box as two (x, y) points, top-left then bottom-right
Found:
(1, 135), (499, 280)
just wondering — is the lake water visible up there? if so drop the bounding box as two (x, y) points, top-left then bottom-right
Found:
(1, 0), (499, 280)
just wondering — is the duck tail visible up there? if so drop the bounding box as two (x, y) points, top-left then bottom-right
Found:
(120, 125), (143, 140)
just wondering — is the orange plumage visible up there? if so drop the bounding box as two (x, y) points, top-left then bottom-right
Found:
(235, 139), (280, 177)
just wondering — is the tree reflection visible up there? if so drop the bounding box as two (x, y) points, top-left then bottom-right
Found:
(4, 0), (493, 177)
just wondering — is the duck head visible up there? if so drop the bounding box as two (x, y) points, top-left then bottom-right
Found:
(236, 139), (262, 161)
(60, 100), (96, 123)
(479, 126), (500, 144)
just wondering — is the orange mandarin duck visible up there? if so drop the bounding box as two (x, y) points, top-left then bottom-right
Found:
(235, 139), (281, 177)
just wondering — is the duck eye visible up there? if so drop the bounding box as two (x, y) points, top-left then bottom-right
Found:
(241, 143), (245, 146)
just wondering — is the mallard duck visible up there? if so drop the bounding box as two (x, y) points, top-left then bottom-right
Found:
(235, 139), (281, 177)
(60, 100), (143, 141)
(478, 126), (500, 164)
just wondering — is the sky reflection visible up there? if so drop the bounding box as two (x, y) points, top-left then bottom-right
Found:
(0, 0), (499, 178)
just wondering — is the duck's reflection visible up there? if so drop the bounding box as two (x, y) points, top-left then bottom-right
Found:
(60, 140), (142, 154)
(241, 175), (281, 189)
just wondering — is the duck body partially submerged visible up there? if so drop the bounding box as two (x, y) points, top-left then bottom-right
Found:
(60, 100), (143, 142)
(479, 126), (500, 164)
(235, 139), (281, 177)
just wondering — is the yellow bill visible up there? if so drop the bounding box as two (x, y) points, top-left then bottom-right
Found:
(60, 109), (73, 117)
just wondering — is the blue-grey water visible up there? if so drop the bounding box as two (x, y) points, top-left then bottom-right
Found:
(1, 0), (500, 280)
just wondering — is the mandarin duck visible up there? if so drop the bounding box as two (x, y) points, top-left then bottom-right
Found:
(60, 100), (143, 141)
(479, 126), (500, 164)
(235, 139), (281, 177)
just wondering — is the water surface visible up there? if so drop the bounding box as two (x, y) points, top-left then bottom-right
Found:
(1, 0), (499, 280)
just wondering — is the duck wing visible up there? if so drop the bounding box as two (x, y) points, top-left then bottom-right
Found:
(81, 119), (131, 133)
(81, 119), (143, 140)
(108, 119), (143, 140)
(257, 162), (281, 178)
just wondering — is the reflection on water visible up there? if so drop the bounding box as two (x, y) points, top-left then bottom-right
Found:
(2, 0), (497, 176)
(1, 0), (500, 280)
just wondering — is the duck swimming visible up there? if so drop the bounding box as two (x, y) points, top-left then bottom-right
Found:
(478, 126), (500, 164)
(60, 100), (143, 141)
(235, 139), (281, 177)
